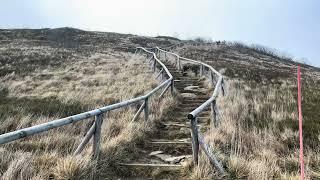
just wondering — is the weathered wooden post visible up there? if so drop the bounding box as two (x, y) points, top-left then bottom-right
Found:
(221, 78), (225, 96)
(170, 79), (174, 95)
(161, 69), (165, 81)
(198, 134), (226, 174)
(211, 100), (218, 127)
(200, 64), (204, 77)
(153, 58), (156, 72)
(144, 97), (149, 121)
(210, 71), (215, 86)
(131, 101), (146, 122)
(190, 117), (199, 165)
(156, 69), (164, 79)
(74, 122), (95, 155)
(177, 57), (181, 71)
(93, 113), (103, 159)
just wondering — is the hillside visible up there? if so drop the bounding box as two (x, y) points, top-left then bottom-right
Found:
(0, 28), (319, 179)
(172, 42), (320, 178)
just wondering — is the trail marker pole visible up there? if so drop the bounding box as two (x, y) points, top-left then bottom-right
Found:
(297, 66), (305, 180)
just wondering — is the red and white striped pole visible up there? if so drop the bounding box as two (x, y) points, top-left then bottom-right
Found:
(297, 65), (305, 180)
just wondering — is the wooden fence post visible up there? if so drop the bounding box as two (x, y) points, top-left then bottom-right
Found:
(177, 57), (181, 71)
(153, 58), (156, 72)
(144, 97), (149, 121)
(198, 134), (226, 174)
(156, 69), (164, 79)
(200, 65), (204, 77)
(93, 114), (103, 159)
(74, 123), (95, 155)
(210, 71), (215, 86)
(190, 117), (199, 165)
(211, 100), (218, 127)
(221, 78), (225, 96)
(131, 101), (146, 122)
(170, 79), (174, 95)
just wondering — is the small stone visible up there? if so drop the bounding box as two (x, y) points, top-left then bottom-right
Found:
(181, 93), (197, 98)
(165, 155), (193, 164)
(155, 154), (173, 162)
(149, 151), (163, 156)
(184, 86), (200, 91)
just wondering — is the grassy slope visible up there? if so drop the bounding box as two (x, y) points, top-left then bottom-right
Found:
(0, 28), (177, 179)
(1, 28), (319, 179)
(174, 43), (320, 179)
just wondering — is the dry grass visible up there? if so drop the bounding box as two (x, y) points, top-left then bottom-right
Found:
(191, 80), (320, 179)
(0, 52), (174, 179)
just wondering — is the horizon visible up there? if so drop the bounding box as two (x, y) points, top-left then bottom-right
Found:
(0, 0), (319, 67)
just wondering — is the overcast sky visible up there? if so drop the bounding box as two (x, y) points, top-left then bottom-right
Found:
(0, 0), (319, 67)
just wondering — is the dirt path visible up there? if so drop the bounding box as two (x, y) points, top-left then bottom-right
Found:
(116, 62), (212, 179)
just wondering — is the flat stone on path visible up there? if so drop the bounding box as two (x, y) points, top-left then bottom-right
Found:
(166, 155), (193, 164)
(155, 154), (192, 164)
(149, 151), (164, 156)
(184, 86), (200, 91)
(180, 93), (197, 98)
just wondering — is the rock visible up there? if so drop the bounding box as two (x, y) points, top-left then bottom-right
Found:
(184, 86), (200, 91)
(179, 127), (190, 134)
(184, 85), (207, 92)
(149, 151), (163, 156)
(154, 154), (173, 162)
(177, 138), (192, 142)
(181, 93), (197, 98)
(154, 154), (193, 164)
(165, 155), (193, 164)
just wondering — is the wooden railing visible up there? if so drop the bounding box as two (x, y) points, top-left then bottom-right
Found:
(155, 46), (226, 174)
(0, 47), (174, 159)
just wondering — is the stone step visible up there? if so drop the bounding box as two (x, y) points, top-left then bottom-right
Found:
(174, 79), (202, 83)
(151, 154), (192, 164)
(182, 98), (210, 102)
(175, 106), (210, 112)
(177, 90), (207, 95)
(181, 98), (209, 102)
(149, 140), (191, 144)
(162, 122), (200, 128)
(174, 106), (210, 112)
(118, 163), (182, 168)
(178, 103), (207, 108)
(163, 120), (206, 125)
(155, 129), (190, 140)
(144, 142), (192, 156)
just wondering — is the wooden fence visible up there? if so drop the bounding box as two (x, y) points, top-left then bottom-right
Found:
(0, 47), (173, 159)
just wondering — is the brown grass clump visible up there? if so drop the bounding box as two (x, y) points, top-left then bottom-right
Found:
(53, 156), (93, 180)
(0, 52), (174, 179)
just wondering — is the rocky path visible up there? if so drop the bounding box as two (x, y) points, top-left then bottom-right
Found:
(117, 62), (212, 179)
